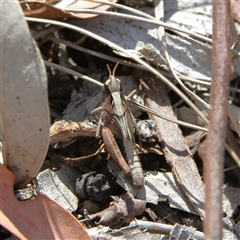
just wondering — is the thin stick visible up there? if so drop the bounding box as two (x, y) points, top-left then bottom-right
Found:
(135, 220), (205, 240)
(128, 99), (209, 132)
(199, 1), (232, 239)
(44, 60), (103, 87)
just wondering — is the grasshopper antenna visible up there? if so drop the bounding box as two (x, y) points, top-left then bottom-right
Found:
(106, 64), (112, 78)
(112, 62), (119, 77)
(106, 62), (119, 77)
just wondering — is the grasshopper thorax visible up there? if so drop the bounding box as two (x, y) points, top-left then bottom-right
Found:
(103, 63), (126, 117)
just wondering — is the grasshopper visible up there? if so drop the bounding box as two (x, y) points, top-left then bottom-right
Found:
(94, 63), (145, 187)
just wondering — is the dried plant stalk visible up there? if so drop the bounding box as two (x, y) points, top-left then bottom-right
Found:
(199, 1), (232, 239)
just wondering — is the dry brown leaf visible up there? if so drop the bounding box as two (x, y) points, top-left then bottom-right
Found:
(1, 0), (50, 185)
(21, 0), (117, 19)
(0, 164), (91, 239)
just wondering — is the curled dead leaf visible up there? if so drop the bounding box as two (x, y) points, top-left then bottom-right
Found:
(21, 0), (117, 19)
(50, 120), (97, 145)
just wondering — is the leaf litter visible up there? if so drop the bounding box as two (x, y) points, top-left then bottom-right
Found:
(1, 0), (240, 239)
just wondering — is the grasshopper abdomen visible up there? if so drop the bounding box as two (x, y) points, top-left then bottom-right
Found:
(123, 139), (144, 187)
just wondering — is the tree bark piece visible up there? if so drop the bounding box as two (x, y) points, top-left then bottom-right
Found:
(140, 72), (205, 219)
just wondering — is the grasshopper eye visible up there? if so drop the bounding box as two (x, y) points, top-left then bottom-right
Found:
(114, 77), (121, 85)
(105, 79), (111, 87)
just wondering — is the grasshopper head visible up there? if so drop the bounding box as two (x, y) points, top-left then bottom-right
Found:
(105, 63), (122, 93)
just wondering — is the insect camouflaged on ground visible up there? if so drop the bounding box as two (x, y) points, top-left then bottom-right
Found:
(95, 63), (145, 187)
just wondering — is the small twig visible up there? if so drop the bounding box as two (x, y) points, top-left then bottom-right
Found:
(135, 220), (205, 240)
(226, 124), (240, 167)
(229, 87), (240, 93)
(32, 25), (59, 39)
(44, 60), (103, 87)
(178, 75), (211, 86)
(199, 1), (232, 239)
(128, 99), (209, 132)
